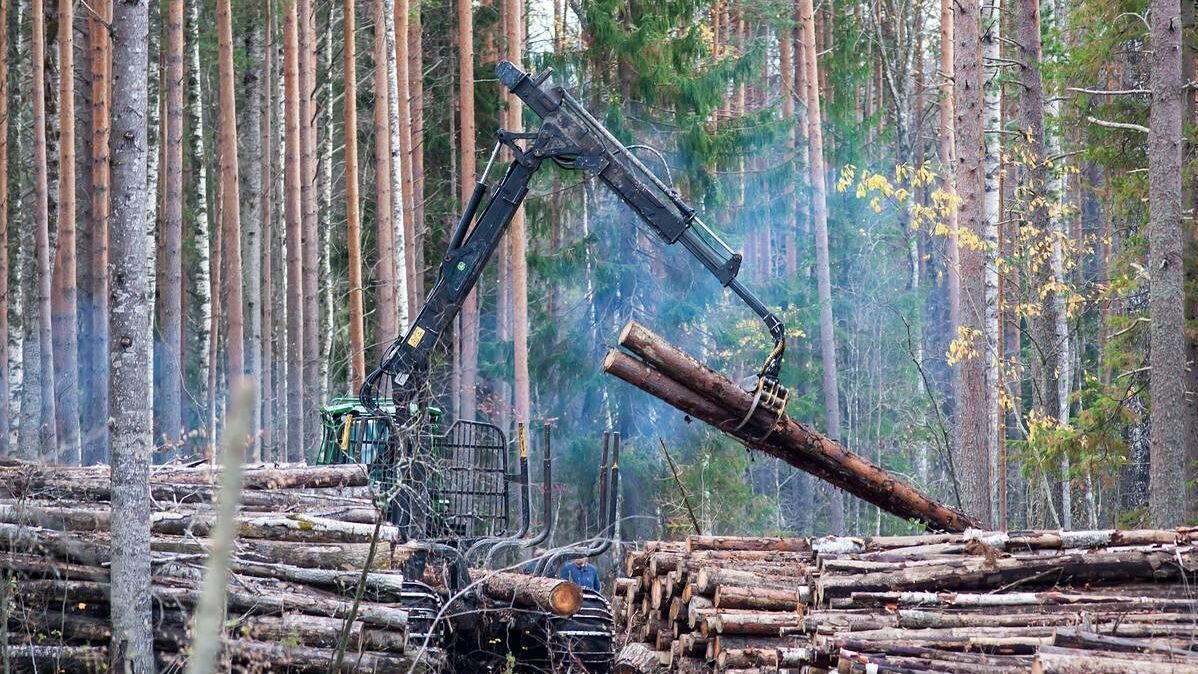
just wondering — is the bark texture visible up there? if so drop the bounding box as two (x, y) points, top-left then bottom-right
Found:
(1149, 0), (1186, 527)
(108, 0), (155, 668)
(954, 0), (992, 526)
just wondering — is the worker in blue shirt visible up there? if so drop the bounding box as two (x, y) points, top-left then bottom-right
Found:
(559, 556), (601, 592)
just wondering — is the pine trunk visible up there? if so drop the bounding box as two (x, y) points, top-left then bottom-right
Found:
(955, 0), (992, 527)
(507, 0), (528, 427)
(108, 0), (155, 667)
(298, 0), (319, 454)
(457, 0), (478, 418)
(284, 0), (306, 463)
(1148, 0), (1186, 527)
(31, 0), (57, 460)
(798, 0), (843, 533)
(345, 0), (366, 389)
(160, 0), (184, 458)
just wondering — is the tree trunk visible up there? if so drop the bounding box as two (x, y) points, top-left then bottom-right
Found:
(374, 0), (398, 364)
(261, 0), (275, 459)
(187, 0), (213, 440)
(243, 5), (264, 461)
(383, 0), (410, 335)
(108, 0), (154, 667)
(80, 0), (110, 465)
(409, 6), (425, 307)
(1149, 0), (1186, 527)
(954, 0), (992, 527)
(217, 0), (244, 402)
(344, 0), (366, 389)
(939, 0), (960, 334)
(797, 0), (843, 533)
(160, 0), (184, 459)
(981, 0), (1002, 522)
(284, 0), (305, 463)
(0, 0), (8, 457)
(457, 0), (478, 418)
(506, 0), (529, 429)
(394, 0), (416, 319)
(298, 0), (319, 454)
(31, 0), (57, 460)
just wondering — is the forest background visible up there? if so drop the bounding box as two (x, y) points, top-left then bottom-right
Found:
(0, 0), (1191, 553)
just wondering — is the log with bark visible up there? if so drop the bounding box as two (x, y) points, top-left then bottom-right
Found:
(469, 569), (583, 616)
(603, 321), (977, 532)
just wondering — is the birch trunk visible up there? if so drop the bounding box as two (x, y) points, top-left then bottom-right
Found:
(261, 0), (276, 459)
(982, 0), (1002, 524)
(0, 0), (9, 456)
(108, 0), (154, 667)
(319, 6), (335, 400)
(394, 0), (416, 319)
(187, 0), (212, 434)
(242, 6), (264, 460)
(375, 0), (399, 357)
(383, 0), (410, 334)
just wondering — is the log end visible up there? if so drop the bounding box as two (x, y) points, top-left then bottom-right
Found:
(602, 348), (623, 373)
(551, 581), (584, 616)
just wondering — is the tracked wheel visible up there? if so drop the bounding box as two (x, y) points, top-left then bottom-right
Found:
(547, 588), (615, 673)
(401, 579), (448, 670)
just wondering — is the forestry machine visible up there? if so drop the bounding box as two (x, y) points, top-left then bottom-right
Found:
(316, 62), (787, 673)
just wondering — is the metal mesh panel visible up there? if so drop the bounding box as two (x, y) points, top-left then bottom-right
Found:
(326, 408), (509, 542)
(426, 421), (509, 540)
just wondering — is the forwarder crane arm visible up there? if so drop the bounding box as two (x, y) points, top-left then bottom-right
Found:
(360, 62), (787, 423)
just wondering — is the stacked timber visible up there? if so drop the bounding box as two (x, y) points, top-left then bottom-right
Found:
(614, 529), (1198, 674)
(0, 462), (578, 673)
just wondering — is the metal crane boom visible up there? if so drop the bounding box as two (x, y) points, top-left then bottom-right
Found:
(361, 61), (786, 417)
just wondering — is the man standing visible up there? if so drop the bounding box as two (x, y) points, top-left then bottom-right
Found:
(560, 556), (600, 592)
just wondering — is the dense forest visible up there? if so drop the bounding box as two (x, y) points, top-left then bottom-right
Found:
(0, 0), (1194, 554)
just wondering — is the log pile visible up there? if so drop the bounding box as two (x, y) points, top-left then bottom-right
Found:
(614, 529), (1198, 673)
(0, 462), (580, 673)
(603, 322), (977, 532)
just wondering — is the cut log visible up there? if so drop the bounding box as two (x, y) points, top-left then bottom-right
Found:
(815, 546), (1198, 602)
(687, 535), (811, 553)
(695, 567), (809, 597)
(469, 569), (582, 616)
(604, 325), (977, 532)
(614, 641), (662, 674)
(714, 584), (804, 612)
(707, 610), (803, 636)
(1032, 647), (1198, 674)
(718, 647), (781, 669)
